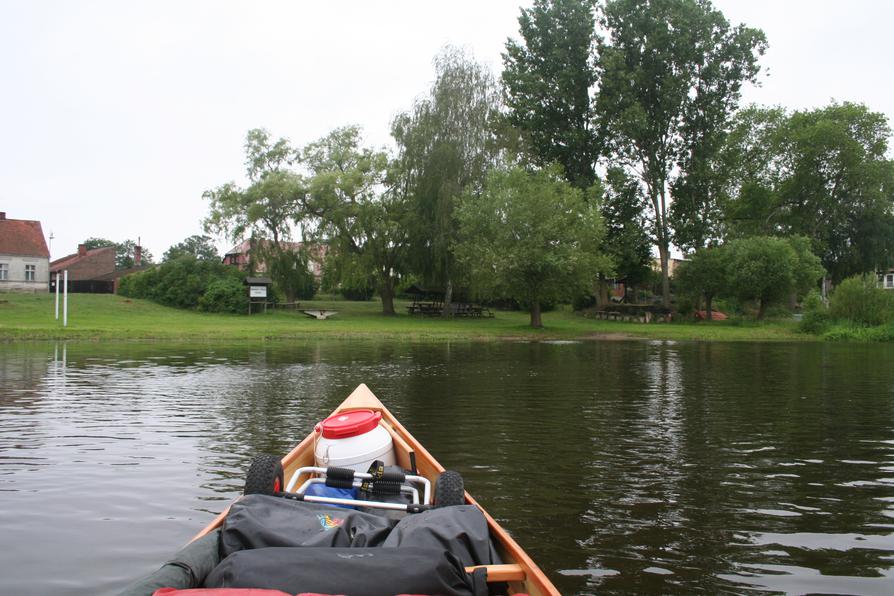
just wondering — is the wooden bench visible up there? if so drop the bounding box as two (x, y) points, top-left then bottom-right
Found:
(274, 301), (301, 311)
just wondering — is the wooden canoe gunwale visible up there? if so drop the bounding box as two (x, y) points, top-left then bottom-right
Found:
(191, 383), (559, 596)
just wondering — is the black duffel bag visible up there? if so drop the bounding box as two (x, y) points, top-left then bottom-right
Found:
(381, 504), (500, 568)
(220, 494), (396, 557)
(204, 546), (487, 596)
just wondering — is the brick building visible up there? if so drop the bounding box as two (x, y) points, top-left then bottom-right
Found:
(50, 244), (117, 293)
(0, 211), (50, 292)
(223, 239), (327, 279)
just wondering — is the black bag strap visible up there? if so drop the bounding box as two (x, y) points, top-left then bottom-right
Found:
(360, 460), (385, 494)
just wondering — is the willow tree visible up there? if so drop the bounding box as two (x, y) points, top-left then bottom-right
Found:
(596, 0), (766, 307)
(391, 47), (502, 314)
(302, 126), (411, 315)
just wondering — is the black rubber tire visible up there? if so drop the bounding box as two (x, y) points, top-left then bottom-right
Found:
(244, 454), (284, 496)
(434, 470), (465, 507)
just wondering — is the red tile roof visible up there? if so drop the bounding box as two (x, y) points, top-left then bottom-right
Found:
(0, 218), (50, 258)
(50, 246), (115, 270)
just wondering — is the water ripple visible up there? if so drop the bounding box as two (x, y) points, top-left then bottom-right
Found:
(1, 340), (894, 595)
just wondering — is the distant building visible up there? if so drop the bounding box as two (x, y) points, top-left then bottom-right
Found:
(49, 243), (150, 293)
(0, 211), (50, 292)
(651, 257), (687, 278)
(50, 244), (117, 293)
(880, 268), (894, 291)
(223, 239), (327, 279)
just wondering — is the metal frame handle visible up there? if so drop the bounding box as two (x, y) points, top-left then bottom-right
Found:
(284, 466), (432, 510)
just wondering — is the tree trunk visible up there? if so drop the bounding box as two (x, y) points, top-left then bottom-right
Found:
(658, 243), (671, 308)
(705, 293), (713, 321)
(530, 300), (543, 328)
(379, 276), (396, 316)
(757, 297), (767, 320)
(441, 280), (453, 318)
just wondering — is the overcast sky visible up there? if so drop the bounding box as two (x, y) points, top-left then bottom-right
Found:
(2, 0), (892, 261)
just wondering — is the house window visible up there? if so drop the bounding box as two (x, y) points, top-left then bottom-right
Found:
(25, 264), (36, 281)
(0, 263), (7, 280)
(887, 274), (894, 289)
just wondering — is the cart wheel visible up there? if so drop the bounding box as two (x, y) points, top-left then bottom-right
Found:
(244, 454), (284, 495)
(434, 470), (465, 507)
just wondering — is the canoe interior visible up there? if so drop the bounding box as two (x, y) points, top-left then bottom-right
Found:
(193, 383), (559, 596)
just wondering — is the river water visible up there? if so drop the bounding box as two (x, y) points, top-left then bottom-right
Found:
(1, 340), (893, 595)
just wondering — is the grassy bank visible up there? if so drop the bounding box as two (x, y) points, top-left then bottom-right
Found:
(821, 322), (894, 342)
(0, 292), (808, 342)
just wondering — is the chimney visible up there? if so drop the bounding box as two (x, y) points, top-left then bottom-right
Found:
(78, 244), (87, 256)
(134, 245), (142, 267)
(0, 212), (6, 220)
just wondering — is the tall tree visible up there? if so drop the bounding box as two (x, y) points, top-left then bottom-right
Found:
(774, 103), (894, 283)
(725, 103), (894, 283)
(721, 105), (789, 237)
(81, 237), (153, 269)
(392, 47), (501, 313)
(302, 126), (411, 315)
(456, 165), (610, 328)
(203, 129), (307, 300)
(163, 235), (219, 262)
(600, 167), (653, 303)
(596, 0), (766, 306)
(502, 0), (599, 188)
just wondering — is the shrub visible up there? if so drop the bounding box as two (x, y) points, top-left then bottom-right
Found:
(572, 293), (597, 311)
(674, 295), (695, 318)
(800, 310), (832, 334)
(801, 288), (825, 312)
(829, 275), (894, 326)
(119, 257), (246, 311)
(823, 323), (894, 342)
(798, 289), (831, 334)
(198, 278), (249, 314)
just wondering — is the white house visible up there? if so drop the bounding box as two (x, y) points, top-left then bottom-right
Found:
(0, 211), (50, 292)
(880, 268), (894, 291)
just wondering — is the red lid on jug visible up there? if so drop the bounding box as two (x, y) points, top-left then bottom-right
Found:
(318, 409), (382, 439)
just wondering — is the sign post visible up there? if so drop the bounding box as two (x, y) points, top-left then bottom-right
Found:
(244, 277), (273, 315)
(63, 270), (68, 327)
(250, 285), (267, 314)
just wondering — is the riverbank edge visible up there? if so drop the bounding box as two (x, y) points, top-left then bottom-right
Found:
(0, 292), (819, 343)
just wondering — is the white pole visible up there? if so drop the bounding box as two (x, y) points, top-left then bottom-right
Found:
(63, 270), (68, 327)
(55, 272), (60, 320)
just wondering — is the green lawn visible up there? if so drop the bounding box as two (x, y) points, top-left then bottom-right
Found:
(0, 292), (809, 342)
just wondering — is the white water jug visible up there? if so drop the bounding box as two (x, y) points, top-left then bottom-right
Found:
(313, 409), (395, 471)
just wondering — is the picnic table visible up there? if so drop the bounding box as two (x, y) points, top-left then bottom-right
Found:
(406, 301), (494, 318)
(273, 301), (301, 311)
(406, 302), (443, 316)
